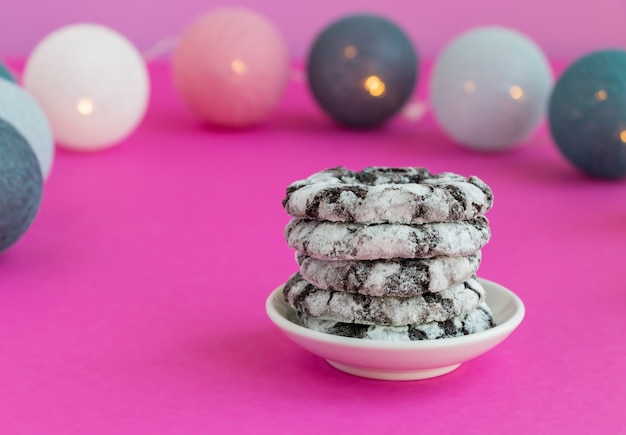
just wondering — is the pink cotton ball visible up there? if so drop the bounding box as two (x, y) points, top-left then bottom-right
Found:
(172, 8), (290, 127)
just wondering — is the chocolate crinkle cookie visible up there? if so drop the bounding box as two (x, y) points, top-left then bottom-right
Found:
(283, 272), (485, 326)
(299, 303), (495, 341)
(283, 166), (494, 224)
(279, 166), (496, 341)
(296, 251), (481, 297)
(284, 217), (491, 261)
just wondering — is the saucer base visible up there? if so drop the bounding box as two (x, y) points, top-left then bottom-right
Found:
(326, 360), (462, 381)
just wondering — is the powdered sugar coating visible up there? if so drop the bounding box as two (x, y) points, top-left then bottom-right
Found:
(284, 273), (484, 326)
(283, 167), (494, 224)
(285, 217), (491, 260)
(299, 302), (494, 341)
(297, 252), (481, 297)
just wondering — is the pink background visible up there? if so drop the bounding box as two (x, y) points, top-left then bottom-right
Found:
(1, 58), (626, 433)
(2, 1), (626, 433)
(1, 0), (626, 59)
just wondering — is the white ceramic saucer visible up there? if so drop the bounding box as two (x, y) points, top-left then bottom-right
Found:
(266, 278), (524, 381)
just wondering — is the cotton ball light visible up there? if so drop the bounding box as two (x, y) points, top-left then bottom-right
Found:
(430, 26), (552, 151)
(0, 79), (54, 179)
(307, 14), (418, 128)
(0, 118), (43, 253)
(23, 23), (150, 151)
(0, 61), (15, 83)
(172, 7), (289, 127)
(549, 49), (626, 178)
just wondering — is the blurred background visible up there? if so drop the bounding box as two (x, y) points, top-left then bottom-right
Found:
(1, 0), (625, 59)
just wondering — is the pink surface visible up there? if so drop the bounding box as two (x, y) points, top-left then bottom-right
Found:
(1, 1), (625, 59)
(2, 61), (626, 433)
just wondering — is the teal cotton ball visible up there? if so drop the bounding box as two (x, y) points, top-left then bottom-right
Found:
(0, 61), (15, 83)
(0, 79), (54, 179)
(0, 118), (43, 253)
(430, 26), (552, 151)
(548, 49), (626, 178)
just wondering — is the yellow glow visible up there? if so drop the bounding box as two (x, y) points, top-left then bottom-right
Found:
(230, 59), (248, 76)
(620, 130), (626, 143)
(76, 98), (94, 115)
(509, 85), (524, 100)
(595, 89), (608, 101)
(344, 45), (358, 58)
(363, 75), (386, 97)
(464, 81), (476, 93)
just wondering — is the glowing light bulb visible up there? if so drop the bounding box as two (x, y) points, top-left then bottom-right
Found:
(344, 45), (357, 58)
(464, 81), (476, 93)
(364, 75), (386, 97)
(76, 98), (94, 115)
(509, 85), (524, 100)
(231, 59), (248, 76)
(620, 130), (626, 143)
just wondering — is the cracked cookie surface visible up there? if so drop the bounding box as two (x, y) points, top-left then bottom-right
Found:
(297, 252), (481, 297)
(283, 166), (493, 224)
(285, 217), (491, 260)
(283, 273), (485, 326)
(299, 302), (494, 341)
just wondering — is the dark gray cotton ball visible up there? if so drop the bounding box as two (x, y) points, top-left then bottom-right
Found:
(307, 14), (418, 128)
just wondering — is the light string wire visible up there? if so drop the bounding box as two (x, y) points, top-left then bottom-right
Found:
(139, 35), (429, 123)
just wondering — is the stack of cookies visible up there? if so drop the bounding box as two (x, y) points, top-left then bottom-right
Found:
(281, 167), (495, 341)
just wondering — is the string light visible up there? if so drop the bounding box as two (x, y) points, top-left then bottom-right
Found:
(307, 14), (417, 128)
(549, 49), (626, 178)
(23, 23), (149, 151)
(363, 75), (386, 97)
(172, 7), (289, 128)
(430, 26), (552, 151)
(3, 12), (623, 181)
